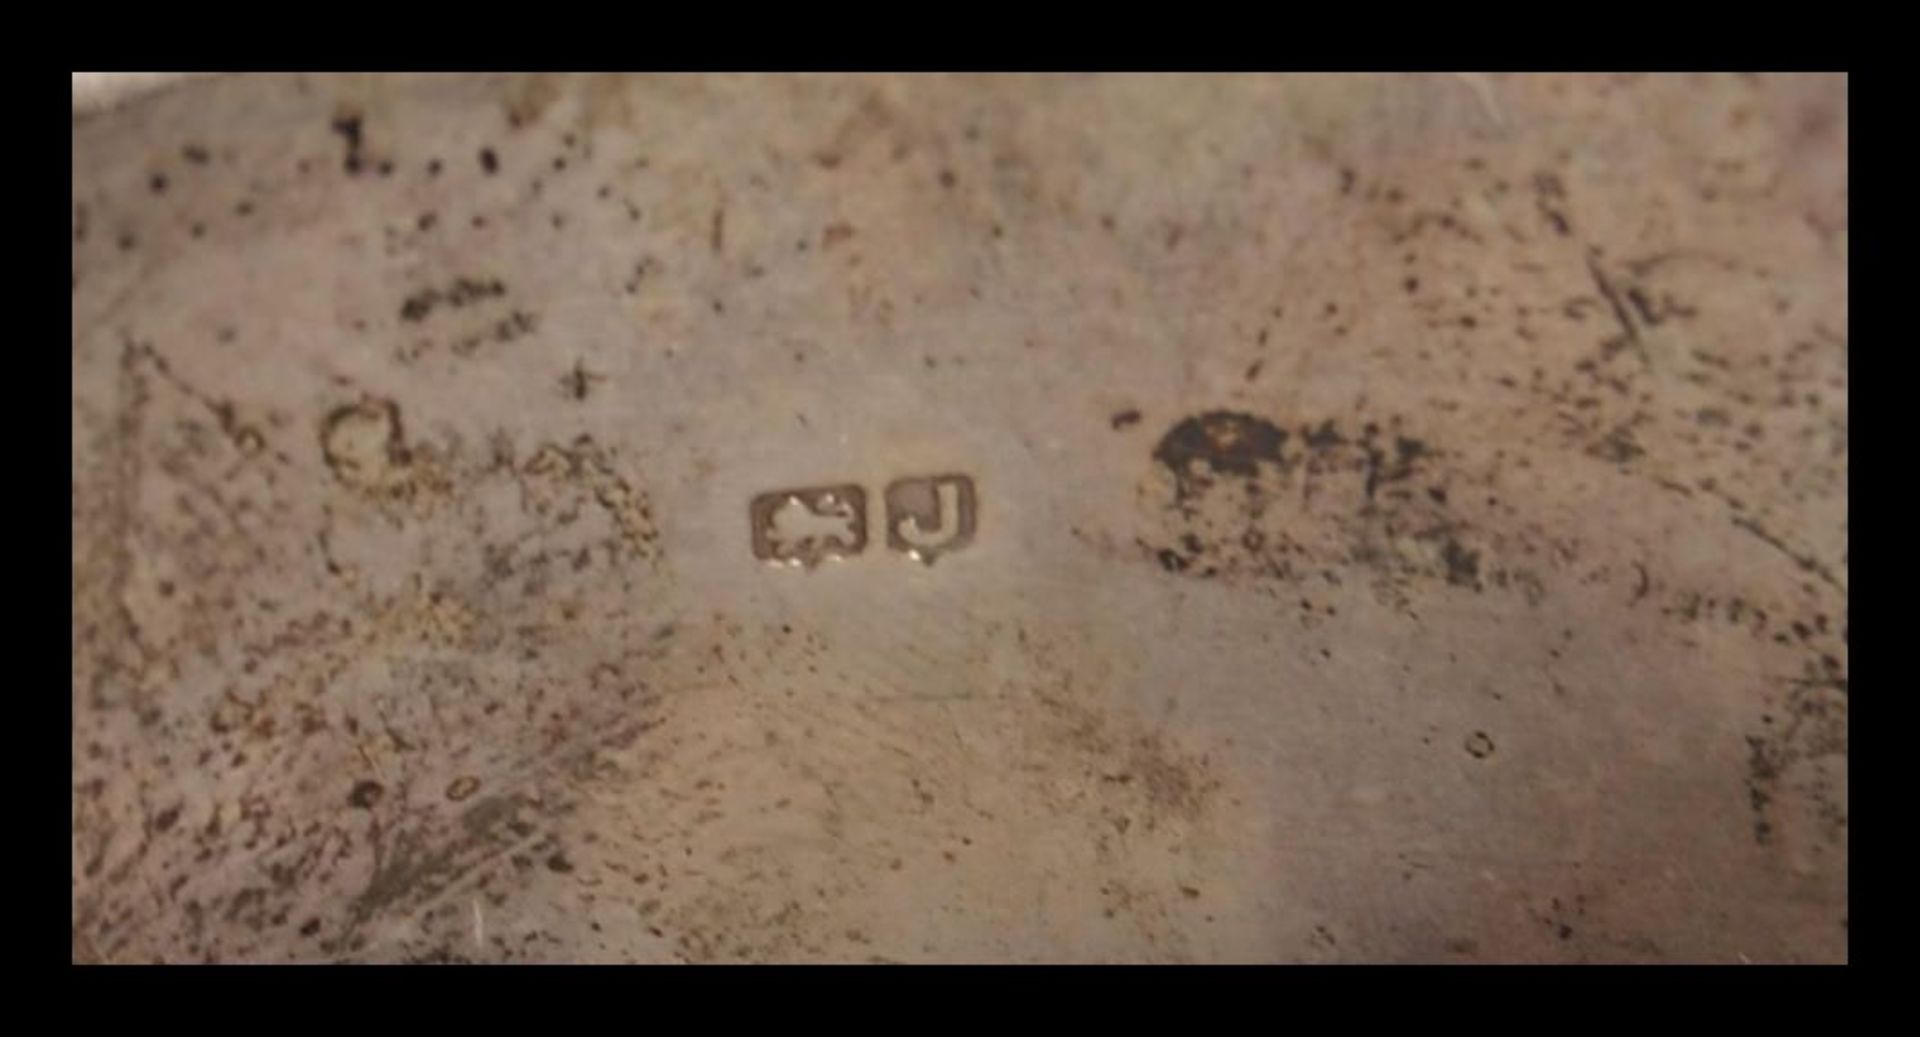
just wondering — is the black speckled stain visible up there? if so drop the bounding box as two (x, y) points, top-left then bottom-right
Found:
(1153, 411), (1290, 500)
(1363, 434), (1428, 500)
(400, 277), (507, 323)
(1441, 537), (1481, 589)
(331, 112), (365, 175)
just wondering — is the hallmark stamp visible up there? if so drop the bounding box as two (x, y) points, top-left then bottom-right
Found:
(884, 474), (976, 565)
(749, 484), (867, 568)
(751, 474), (978, 568)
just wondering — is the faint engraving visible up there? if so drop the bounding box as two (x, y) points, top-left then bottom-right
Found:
(885, 474), (976, 565)
(750, 484), (867, 568)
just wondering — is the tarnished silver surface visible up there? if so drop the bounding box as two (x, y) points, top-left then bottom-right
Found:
(72, 73), (1847, 963)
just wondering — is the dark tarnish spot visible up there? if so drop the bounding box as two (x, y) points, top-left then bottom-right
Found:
(330, 111), (365, 175)
(400, 277), (507, 323)
(1153, 411), (1289, 498)
(1364, 435), (1428, 499)
(1441, 537), (1482, 588)
(1303, 420), (1344, 450)
(406, 946), (475, 964)
(1588, 424), (1645, 464)
(348, 781), (384, 809)
(1129, 410), (1512, 608)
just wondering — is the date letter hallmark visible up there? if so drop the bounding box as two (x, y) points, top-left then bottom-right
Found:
(749, 484), (868, 569)
(885, 474), (976, 565)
